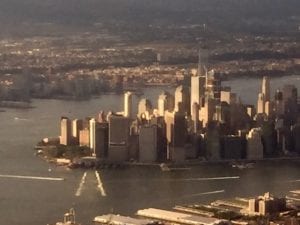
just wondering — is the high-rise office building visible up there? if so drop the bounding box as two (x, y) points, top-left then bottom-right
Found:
(264, 101), (273, 117)
(206, 70), (221, 100)
(246, 105), (256, 119)
(257, 93), (265, 114)
(60, 117), (72, 145)
(262, 76), (270, 102)
(205, 123), (221, 160)
(190, 75), (206, 117)
(107, 114), (131, 162)
(220, 88), (237, 105)
(138, 98), (152, 119)
(291, 123), (300, 153)
(72, 119), (83, 145)
(89, 118), (97, 152)
(283, 84), (297, 103)
(157, 91), (174, 116)
(199, 98), (216, 128)
(164, 111), (187, 161)
(246, 128), (264, 160)
(79, 128), (89, 147)
(124, 91), (133, 118)
(274, 90), (284, 116)
(139, 125), (158, 162)
(191, 102), (200, 133)
(220, 135), (246, 159)
(97, 111), (106, 123)
(174, 85), (190, 114)
(94, 122), (109, 158)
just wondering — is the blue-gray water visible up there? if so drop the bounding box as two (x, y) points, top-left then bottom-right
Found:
(0, 75), (299, 225)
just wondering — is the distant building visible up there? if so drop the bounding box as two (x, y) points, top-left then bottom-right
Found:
(265, 101), (273, 117)
(139, 125), (158, 162)
(137, 208), (230, 225)
(257, 93), (265, 114)
(72, 119), (83, 145)
(246, 105), (256, 119)
(158, 91), (174, 116)
(220, 87), (237, 105)
(205, 124), (221, 160)
(60, 117), (72, 145)
(138, 98), (152, 120)
(199, 98), (216, 127)
(164, 111), (187, 161)
(262, 76), (270, 102)
(206, 70), (221, 100)
(124, 91), (133, 118)
(174, 85), (190, 114)
(190, 74), (206, 118)
(191, 102), (200, 133)
(246, 128), (264, 159)
(108, 114), (131, 162)
(275, 90), (284, 116)
(221, 135), (246, 159)
(79, 128), (89, 147)
(220, 90), (231, 105)
(94, 214), (152, 225)
(248, 192), (286, 216)
(291, 123), (300, 153)
(150, 116), (168, 161)
(89, 119), (108, 158)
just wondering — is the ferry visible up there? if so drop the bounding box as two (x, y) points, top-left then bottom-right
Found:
(160, 163), (191, 172)
(231, 162), (255, 169)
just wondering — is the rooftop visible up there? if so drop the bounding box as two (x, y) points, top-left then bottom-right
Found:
(94, 214), (153, 225)
(136, 208), (229, 225)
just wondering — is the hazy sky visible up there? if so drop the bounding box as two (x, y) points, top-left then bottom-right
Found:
(0, 0), (299, 36)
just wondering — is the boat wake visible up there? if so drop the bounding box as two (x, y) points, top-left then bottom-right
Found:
(181, 176), (240, 181)
(95, 171), (107, 197)
(0, 174), (64, 181)
(75, 172), (87, 197)
(180, 190), (225, 198)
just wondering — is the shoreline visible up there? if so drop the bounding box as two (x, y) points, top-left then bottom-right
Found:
(36, 146), (300, 170)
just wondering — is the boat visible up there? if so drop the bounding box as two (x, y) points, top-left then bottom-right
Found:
(231, 162), (255, 169)
(160, 163), (171, 172)
(160, 163), (191, 172)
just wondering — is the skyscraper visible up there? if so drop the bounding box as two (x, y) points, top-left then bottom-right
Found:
(60, 117), (72, 146)
(72, 119), (83, 145)
(138, 98), (152, 119)
(139, 125), (158, 162)
(190, 75), (206, 117)
(191, 102), (200, 133)
(174, 85), (190, 114)
(262, 76), (270, 102)
(257, 93), (265, 114)
(157, 91), (174, 116)
(107, 114), (131, 162)
(164, 111), (187, 161)
(124, 91), (133, 118)
(89, 118), (97, 154)
(199, 98), (216, 127)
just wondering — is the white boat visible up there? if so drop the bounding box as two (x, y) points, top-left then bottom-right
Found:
(232, 162), (255, 169)
(160, 163), (191, 172)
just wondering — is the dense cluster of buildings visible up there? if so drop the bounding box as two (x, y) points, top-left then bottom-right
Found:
(57, 60), (300, 163)
(1, 34), (299, 102)
(54, 192), (300, 225)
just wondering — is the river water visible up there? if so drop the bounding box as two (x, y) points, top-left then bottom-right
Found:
(0, 75), (299, 225)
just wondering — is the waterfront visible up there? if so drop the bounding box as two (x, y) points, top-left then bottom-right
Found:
(0, 75), (299, 225)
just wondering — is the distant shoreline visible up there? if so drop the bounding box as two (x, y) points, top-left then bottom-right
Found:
(35, 144), (300, 170)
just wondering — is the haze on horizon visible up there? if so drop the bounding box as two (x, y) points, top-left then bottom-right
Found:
(0, 0), (299, 37)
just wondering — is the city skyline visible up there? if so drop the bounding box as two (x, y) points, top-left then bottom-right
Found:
(51, 67), (299, 165)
